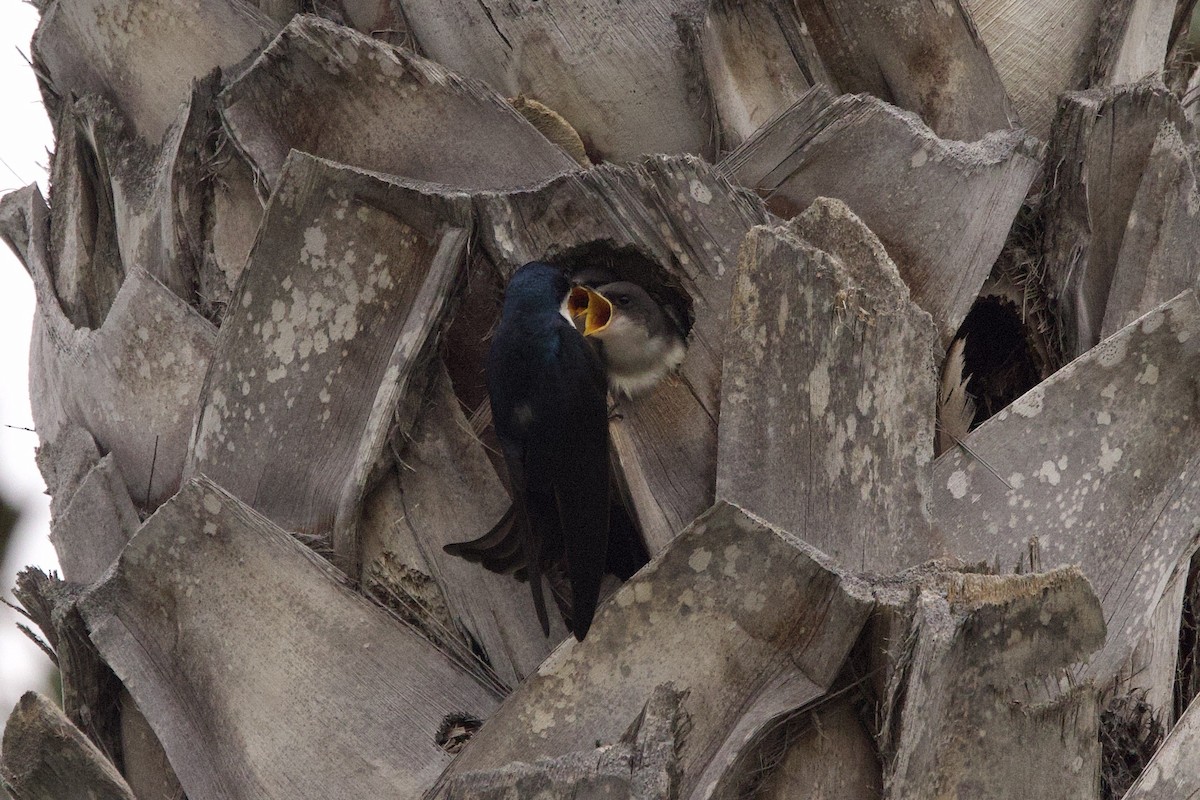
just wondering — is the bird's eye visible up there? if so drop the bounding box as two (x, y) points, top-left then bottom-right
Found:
(618, 295), (630, 306)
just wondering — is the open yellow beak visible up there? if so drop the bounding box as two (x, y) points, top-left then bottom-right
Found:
(568, 286), (614, 336)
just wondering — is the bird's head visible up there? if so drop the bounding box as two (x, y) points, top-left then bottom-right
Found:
(569, 282), (663, 340)
(503, 262), (572, 316)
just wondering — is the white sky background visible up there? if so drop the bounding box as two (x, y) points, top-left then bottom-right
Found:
(0, 2), (61, 722)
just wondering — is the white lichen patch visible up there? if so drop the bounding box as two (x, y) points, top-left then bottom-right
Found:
(743, 591), (766, 612)
(689, 179), (713, 205)
(722, 544), (741, 577)
(1012, 386), (1044, 418)
(1140, 310), (1164, 334)
(947, 470), (969, 499)
(203, 493), (223, 515)
(1095, 337), (1128, 367)
(1097, 411), (1111, 425)
(529, 707), (555, 735)
(808, 360), (830, 417)
(1036, 460), (1062, 486)
(1135, 363), (1159, 385)
(634, 582), (653, 603)
(688, 548), (712, 572)
(1098, 440), (1123, 474)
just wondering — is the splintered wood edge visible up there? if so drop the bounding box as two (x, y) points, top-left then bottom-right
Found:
(0, 692), (135, 800)
(333, 226), (471, 575)
(946, 565), (1093, 607)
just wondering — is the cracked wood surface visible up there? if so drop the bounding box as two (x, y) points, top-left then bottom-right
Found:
(934, 289), (1200, 683)
(221, 15), (578, 192)
(79, 477), (500, 800)
(186, 152), (469, 571)
(796, 0), (1017, 141)
(394, 0), (713, 161)
(429, 501), (874, 800)
(718, 199), (939, 575)
(721, 86), (1039, 347)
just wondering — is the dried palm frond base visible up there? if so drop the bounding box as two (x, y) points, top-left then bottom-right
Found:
(1100, 691), (1165, 800)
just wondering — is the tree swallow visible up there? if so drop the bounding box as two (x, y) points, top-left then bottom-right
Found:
(445, 262), (610, 641)
(571, 281), (688, 398)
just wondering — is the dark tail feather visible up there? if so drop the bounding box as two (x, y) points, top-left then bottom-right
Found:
(442, 504), (525, 574)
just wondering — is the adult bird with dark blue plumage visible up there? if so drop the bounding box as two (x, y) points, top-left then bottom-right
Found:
(470, 262), (611, 641)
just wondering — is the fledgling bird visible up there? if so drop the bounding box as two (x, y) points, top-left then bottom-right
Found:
(572, 281), (688, 398)
(448, 262), (611, 641)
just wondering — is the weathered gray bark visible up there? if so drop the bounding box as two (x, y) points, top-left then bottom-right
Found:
(795, 0), (1017, 140)
(935, 288), (1200, 684)
(1, 692), (135, 800)
(186, 152), (470, 573)
(5, 180), (217, 508)
(700, 1), (830, 151)
(881, 571), (1105, 799)
(718, 200), (939, 574)
(79, 476), (500, 800)
(1039, 80), (1195, 358)
(720, 86), (1040, 345)
(429, 501), (875, 800)
(392, 0), (714, 161)
(442, 684), (686, 800)
(7, 0), (1200, 797)
(221, 16), (578, 192)
(32, 0), (274, 142)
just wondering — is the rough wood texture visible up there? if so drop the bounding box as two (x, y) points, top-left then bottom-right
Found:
(1101, 111), (1200, 338)
(1097, 0), (1177, 85)
(392, 366), (561, 686)
(934, 289), (1200, 683)
(1040, 80), (1194, 358)
(204, 135), (264, 320)
(475, 156), (769, 553)
(430, 501), (874, 800)
(32, 0), (275, 143)
(74, 85), (212, 314)
(442, 684), (685, 800)
(718, 200), (939, 574)
(883, 572), (1105, 798)
(699, 0), (829, 152)
(1123, 694), (1200, 798)
(32, 424), (101, 520)
(721, 87), (1040, 346)
(45, 103), (123, 330)
(50, 453), (139, 584)
(187, 152), (470, 571)
(79, 476), (501, 800)
(394, 0), (713, 161)
(221, 15), (578, 192)
(11, 570), (124, 777)
(796, 0), (1017, 141)
(753, 702), (881, 800)
(962, 0), (1105, 139)
(0, 692), (134, 800)
(1120, 563), (1190, 727)
(118, 691), (184, 800)
(2, 183), (217, 508)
